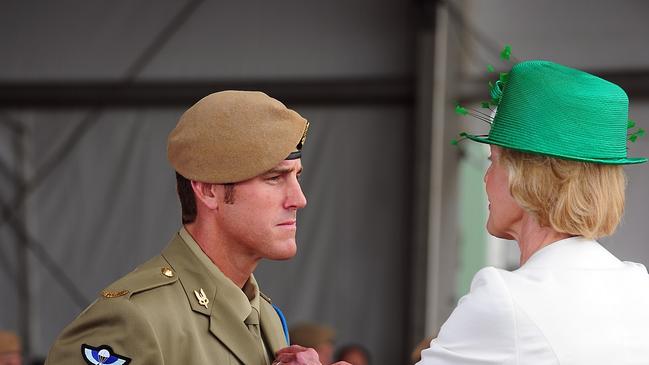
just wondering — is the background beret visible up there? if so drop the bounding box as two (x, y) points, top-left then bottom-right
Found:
(289, 323), (335, 348)
(0, 330), (21, 354)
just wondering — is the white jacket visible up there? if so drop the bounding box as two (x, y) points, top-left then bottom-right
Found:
(418, 236), (649, 364)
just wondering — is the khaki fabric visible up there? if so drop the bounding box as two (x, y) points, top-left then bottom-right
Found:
(45, 231), (287, 365)
(167, 90), (308, 184)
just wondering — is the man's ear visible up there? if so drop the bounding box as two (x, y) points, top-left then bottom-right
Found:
(190, 181), (220, 210)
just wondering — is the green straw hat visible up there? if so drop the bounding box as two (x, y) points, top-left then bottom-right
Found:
(464, 60), (647, 164)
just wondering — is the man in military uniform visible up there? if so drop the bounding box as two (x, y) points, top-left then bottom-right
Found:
(45, 91), (309, 365)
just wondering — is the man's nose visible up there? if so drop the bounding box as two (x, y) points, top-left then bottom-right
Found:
(286, 178), (307, 209)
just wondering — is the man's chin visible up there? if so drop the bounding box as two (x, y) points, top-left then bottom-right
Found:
(270, 254), (296, 261)
(268, 241), (297, 260)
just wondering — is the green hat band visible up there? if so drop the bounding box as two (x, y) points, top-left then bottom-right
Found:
(466, 60), (647, 165)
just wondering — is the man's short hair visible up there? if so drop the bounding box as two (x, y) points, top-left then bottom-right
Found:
(176, 173), (237, 224)
(500, 147), (626, 239)
(176, 173), (197, 224)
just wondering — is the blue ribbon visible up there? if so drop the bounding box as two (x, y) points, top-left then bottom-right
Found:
(272, 303), (290, 344)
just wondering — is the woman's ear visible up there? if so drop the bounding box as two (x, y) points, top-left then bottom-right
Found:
(190, 180), (220, 211)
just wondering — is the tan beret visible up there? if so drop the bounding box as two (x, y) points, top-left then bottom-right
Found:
(289, 322), (335, 348)
(167, 90), (308, 183)
(0, 331), (21, 354)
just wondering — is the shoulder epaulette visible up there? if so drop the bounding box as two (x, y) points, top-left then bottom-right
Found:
(100, 255), (177, 299)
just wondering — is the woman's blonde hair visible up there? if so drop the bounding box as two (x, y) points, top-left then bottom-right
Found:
(499, 147), (626, 239)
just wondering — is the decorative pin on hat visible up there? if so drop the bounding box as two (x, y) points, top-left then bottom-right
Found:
(453, 46), (647, 165)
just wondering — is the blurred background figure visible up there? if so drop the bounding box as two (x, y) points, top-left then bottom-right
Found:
(289, 322), (335, 365)
(334, 344), (371, 365)
(0, 331), (22, 365)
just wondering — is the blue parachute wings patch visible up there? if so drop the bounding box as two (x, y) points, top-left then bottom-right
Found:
(81, 344), (131, 365)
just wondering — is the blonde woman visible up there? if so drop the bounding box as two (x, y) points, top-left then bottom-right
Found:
(419, 61), (649, 364)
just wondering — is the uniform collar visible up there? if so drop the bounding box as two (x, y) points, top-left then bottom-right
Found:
(162, 229), (267, 365)
(519, 236), (624, 271)
(177, 226), (253, 322)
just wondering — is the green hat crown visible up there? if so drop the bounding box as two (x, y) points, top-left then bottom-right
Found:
(465, 60), (647, 165)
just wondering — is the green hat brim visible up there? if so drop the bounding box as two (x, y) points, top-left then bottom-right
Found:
(465, 133), (648, 165)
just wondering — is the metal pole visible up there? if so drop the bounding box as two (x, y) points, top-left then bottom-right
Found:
(14, 123), (31, 358)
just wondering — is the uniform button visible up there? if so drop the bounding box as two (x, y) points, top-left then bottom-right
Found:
(161, 267), (174, 277)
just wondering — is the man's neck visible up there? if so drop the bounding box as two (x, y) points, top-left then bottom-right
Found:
(184, 222), (258, 288)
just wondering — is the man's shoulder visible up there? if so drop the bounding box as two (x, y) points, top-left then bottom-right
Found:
(99, 255), (178, 301)
(69, 254), (182, 325)
(45, 254), (186, 363)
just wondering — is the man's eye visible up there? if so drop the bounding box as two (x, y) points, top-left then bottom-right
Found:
(266, 175), (281, 181)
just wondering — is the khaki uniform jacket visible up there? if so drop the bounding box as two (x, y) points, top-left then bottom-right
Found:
(45, 230), (288, 365)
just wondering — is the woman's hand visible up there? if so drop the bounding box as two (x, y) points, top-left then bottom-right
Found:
(274, 345), (351, 365)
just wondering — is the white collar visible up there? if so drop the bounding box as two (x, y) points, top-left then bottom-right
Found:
(519, 236), (624, 270)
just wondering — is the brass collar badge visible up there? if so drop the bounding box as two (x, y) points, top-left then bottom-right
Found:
(194, 288), (209, 309)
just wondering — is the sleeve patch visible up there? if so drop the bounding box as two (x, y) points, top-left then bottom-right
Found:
(81, 344), (131, 365)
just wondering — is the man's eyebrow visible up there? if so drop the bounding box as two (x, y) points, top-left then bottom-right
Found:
(264, 166), (303, 175)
